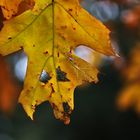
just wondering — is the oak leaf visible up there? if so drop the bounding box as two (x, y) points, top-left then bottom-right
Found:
(0, 0), (115, 124)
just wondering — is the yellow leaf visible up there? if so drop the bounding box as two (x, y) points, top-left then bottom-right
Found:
(123, 44), (140, 81)
(117, 44), (140, 114)
(0, 0), (115, 124)
(118, 83), (140, 113)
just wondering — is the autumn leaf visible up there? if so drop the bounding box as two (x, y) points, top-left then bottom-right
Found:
(117, 44), (140, 113)
(118, 83), (140, 112)
(0, 0), (115, 124)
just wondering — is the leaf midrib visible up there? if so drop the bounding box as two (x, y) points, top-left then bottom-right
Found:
(3, 1), (101, 52)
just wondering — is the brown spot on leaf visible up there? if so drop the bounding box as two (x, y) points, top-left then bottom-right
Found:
(31, 105), (35, 110)
(50, 83), (55, 93)
(73, 27), (76, 30)
(68, 8), (73, 12)
(57, 52), (60, 57)
(51, 103), (59, 111)
(8, 37), (12, 40)
(61, 25), (67, 29)
(43, 51), (48, 55)
(68, 88), (71, 91)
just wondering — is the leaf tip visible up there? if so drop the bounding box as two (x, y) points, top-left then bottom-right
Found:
(19, 101), (35, 120)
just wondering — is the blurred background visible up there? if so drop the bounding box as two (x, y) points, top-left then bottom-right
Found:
(0, 0), (140, 140)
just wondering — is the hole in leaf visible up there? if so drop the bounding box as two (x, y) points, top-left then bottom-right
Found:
(14, 51), (27, 82)
(74, 45), (104, 67)
(56, 66), (70, 82)
(74, 45), (95, 64)
(63, 102), (71, 115)
(39, 70), (51, 84)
